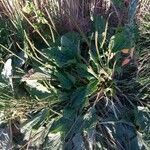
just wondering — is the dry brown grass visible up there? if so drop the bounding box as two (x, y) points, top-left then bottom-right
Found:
(0, 0), (132, 34)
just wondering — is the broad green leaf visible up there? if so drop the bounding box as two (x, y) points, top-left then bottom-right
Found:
(61, 32), (81, 57)
(71, 86), (87, 108)
(43, 47), (76, 67)
(54, 71), (73, 90)
(109, 29), (132, 52)
(71, 79), (99, 108)
(50, 115), (74, 137)
(66, 73), (76, 85)
(76, 63), (93, 79)
(63, 107), (77, 120)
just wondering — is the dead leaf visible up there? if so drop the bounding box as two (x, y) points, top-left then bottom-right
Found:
(121, 49), (130, 54)
(122, 58), (131, 66)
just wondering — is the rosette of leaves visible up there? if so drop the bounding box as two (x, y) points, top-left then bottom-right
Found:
(23, 17), (137, 149)
(0, 8), (148, 148)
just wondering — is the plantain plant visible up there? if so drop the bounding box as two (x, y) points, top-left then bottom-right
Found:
(0, 0), (149, 150)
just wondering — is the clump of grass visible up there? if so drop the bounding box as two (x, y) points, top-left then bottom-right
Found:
(136, 0), (150, 47)
(0, 0), (131, 34)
